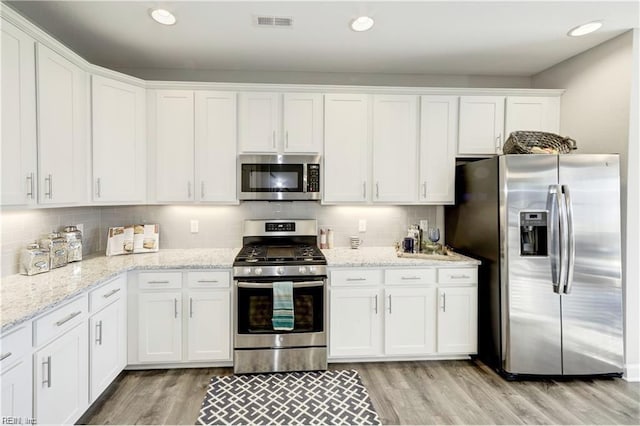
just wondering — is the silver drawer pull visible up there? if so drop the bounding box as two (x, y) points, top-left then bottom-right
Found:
(0, 352), (12, 361)
(401, 276), (421, 280)
(197, 280), (219, 283)
(102, 288), (121, 298)
(449, 274), (470, 279)
(147, 280), (170, 284)
(55, 310), (82, 326)
(346, 277), (367, 282)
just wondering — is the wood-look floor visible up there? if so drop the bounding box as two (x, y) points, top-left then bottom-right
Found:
(79, 360), (640, 425)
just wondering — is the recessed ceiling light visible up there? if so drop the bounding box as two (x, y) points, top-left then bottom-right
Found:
(150, 8), (176, 25)
(350, 16), (374, 32)
(568, 20), (603, 37)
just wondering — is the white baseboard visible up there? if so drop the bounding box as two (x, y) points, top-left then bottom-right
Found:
(624, 363), (640, 382)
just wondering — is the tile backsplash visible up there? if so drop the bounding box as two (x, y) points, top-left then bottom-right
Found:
(0, 203), (441, 277)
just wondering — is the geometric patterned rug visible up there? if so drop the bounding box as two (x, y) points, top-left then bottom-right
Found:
(196, 369), (381, 425)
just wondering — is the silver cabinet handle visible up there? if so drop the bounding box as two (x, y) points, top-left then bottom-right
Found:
(363, 182), (366, 199)
(42, 356), (51, 388)
(374, 294), (378, 314)
(388, 295), (392, 314)
(44, 174), (53, 199)
(174, 298), (178, 318)
(441, 293), (446, 312)
(197, 279), (219, 283)
(346, 277), (367, 282)
(201, 181), (205, 199)
(55, 310), (82, 326)
(187, 181), (192, 199)
(285, 130), (289, 148)
(272, 130), (276, 148)
(26, 173), (35, 199)
(103, 288), (121, 298)
(449, 274), (470, 279)
(495, 134), (502, 152)
(422, 182), (427, 198)
(401, 276), (421, 280)
(95, 320), (103, 345)
(376, 182), (380, 198)
(147, 280), (170, 284)
(0, 352), (12, 361)
(96, 177), (102, 198)
(189, 297), (193, 318)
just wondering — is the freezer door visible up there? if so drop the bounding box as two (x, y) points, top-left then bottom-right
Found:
(502, 155), (562, 375)
(559, 154), (623, 375)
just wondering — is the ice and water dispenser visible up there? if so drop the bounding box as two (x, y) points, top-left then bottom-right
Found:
(519, 211), (548, 256)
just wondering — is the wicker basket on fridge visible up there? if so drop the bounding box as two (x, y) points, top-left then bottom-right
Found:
(503, 131), (577, 154)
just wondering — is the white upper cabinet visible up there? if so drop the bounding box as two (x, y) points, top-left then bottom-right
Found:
(36, 43), (88, 205)
(91, 75), (146, 203)
(372, 95), (419, 203)
(153, 90), (195, 202)
(1, 18), (37, 206)
(323, 94), (370, 203)
(419, 96), (458, 204)
(458, 96), (506, 156)
(194, 91), (237, 203)
(505, 96), (560, 136)
(238, 92), (280, 153)
(282, 93), (323, 153)
(238, 92), (323, 154)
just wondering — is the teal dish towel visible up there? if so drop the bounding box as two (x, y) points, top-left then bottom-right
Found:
(272, 281), (294, 331)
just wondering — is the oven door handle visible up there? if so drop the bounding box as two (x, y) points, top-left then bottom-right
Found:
(237, 281), (324, 289)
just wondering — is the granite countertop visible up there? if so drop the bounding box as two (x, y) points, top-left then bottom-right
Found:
(1, 246), (479, 333)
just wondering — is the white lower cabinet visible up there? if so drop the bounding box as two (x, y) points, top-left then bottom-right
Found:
(137, 292), (183, 363)
(187, 290), (231, 361)
(34, 322), (88, 424)
(329, 266), (477, 361)
(0, 325), (33, 421)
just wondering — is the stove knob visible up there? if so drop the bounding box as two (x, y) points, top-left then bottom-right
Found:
(308, 266), (316, 274)
(244, 267), (252, 276)
(254, 267), (262, 276)
(276, 266), (285, 275)
(298, 266), (308, 275)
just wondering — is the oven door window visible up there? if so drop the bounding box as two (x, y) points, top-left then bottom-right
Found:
(237, 285), (323, 334)
(241, 163), (304, 193)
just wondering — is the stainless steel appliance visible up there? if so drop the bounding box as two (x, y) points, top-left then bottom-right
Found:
(233, 219), (327, 374)
(445, 154), (623, 379)
(238, 154), (321, 201)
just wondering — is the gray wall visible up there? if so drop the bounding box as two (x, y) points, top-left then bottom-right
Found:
(532, 30), (638, 380)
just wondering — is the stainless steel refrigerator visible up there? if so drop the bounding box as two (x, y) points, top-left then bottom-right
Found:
(445, 154), (623, 378)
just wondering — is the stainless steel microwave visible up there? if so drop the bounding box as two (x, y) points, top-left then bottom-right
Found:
(238, 154), (321, 201)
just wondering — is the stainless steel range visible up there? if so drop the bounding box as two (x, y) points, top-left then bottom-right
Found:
(233, 219), (327, 374)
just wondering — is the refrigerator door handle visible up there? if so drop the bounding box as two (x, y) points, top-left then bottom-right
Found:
(562, 185), (576, 294)
(547, 185), (564, 293)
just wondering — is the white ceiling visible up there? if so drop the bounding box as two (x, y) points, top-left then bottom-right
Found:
(6, 1), (639, 77)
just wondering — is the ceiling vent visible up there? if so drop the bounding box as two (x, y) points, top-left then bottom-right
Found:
(254, 15), (293, 28)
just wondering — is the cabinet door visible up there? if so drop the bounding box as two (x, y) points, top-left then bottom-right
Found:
(329, 287), (382, 357)
(283, 93), (323, 153)
(155, 90), (194, 202)
(419, 96), (458, 204)
(187, 290), (231, 361)
(384, 287), (437, 355)
(1, 19), (37, 206)
(92, 75), (146, 203)
(324, 94), (370, 203)
(437, 286), (477, 354)
(505, 96), (560, 136)
(238, 92), (279, 153)
(1, 357), (32, 420)
(372, 95), (418, 203)
(34, 322), (88, 425)
(458, 96), (505, 156)
(89, 298), (126, 401)
(194, 91), (237, 203)
(36, 44), (87, 204)
(138, 292), (182, 362)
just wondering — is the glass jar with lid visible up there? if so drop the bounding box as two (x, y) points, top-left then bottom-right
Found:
(61, 225), (82, 262)
(19, 243), (50, 276)
(39, 232), (68, 269)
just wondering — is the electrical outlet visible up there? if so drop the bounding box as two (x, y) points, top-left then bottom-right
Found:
(76, 223), (84, 234)
(190, 220), (199, 233)
(358, 219), (367, 232)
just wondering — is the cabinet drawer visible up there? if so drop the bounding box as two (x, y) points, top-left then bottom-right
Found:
(0, 325), (31, 370)
(90, 275), (126, 312)
(331, 269), (383, 287)
(438, 268), (478, 284)
(187, 271), (230, 288)
(34, 296), (87, 347)
(138, 272), (182, 289)
(385, 268), (436, 285)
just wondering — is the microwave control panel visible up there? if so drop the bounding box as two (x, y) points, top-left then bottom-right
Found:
(307, 164), (320, 193)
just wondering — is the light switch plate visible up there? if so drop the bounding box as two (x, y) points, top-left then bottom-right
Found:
(358, 219), (367, 232)
(190, 220), (199, 233)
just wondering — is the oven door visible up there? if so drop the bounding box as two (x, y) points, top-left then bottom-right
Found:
(234, 279), (326, 349)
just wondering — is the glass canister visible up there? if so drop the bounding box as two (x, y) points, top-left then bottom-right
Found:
(19, 243), (50, 276)
(62, 225), (83, 262)
(39, 232), (68, 269)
